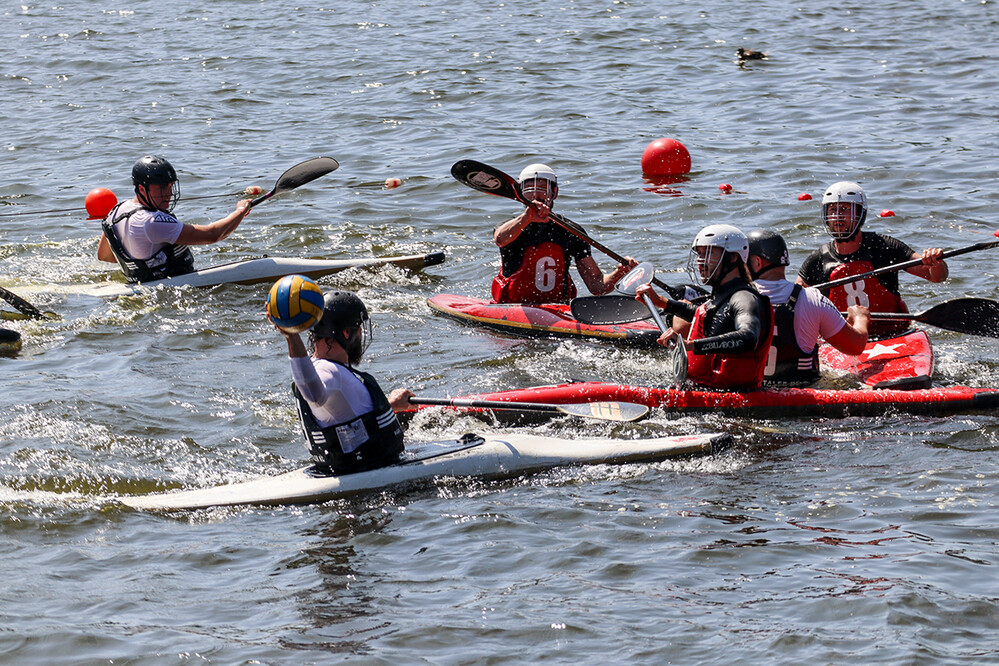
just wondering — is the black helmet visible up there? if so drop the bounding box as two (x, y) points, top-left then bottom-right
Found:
(747, 229), (790, 267)
(132, 155), (180, 212)
(132, 155), (178, 187)
(311, 291), (371, 365)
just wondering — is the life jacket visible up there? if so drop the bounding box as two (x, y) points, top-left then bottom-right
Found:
(764, 284), (820, 387)
(491, 242), (577, 304)
(686, 286), (773, 391)
(101, 204), (195, 284)
(826, 261), (908, 338)
(293, 365), (404, 475)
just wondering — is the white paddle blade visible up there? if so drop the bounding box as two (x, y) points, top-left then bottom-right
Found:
(667, 336), (688, 388)
(613, 262), (656, 296)
(555, 401), (650, 422)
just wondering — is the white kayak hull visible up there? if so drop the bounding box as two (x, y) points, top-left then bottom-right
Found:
(29, 251), (446, 298)
(119, 431), (733, 511)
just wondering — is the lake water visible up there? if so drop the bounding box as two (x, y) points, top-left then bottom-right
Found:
(3, 0), (999, 663)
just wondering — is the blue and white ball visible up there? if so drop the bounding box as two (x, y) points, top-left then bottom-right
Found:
(266, 275), (325, 334)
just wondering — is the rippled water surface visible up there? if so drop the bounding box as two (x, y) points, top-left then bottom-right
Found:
(3, 1), (999, 663)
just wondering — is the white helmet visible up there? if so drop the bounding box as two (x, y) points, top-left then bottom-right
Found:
(518, 163), (557, 185)
(821, 181), (867, 241)
(689, 224), (749, 285)
(692, 224), (749, 261)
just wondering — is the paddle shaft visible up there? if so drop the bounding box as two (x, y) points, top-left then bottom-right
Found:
(413, 396), (565, 413)
(813, 233), (999, 291)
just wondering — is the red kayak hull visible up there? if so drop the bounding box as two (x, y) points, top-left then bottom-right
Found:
(820, 330), (933, 390)
(437, 381), (999, 419)
(427, 294), (662, 346)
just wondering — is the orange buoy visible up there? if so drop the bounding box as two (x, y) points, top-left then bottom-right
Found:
(641, 138), (691, 177)
(798, 193), (812, 201)
(384, 177), (402, 189)
(879, 209), (895, 217)
(245, 185), (264, 195)
(85, 187), (117, 220)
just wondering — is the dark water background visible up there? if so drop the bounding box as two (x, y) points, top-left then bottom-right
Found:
(3, 1), (999, 663)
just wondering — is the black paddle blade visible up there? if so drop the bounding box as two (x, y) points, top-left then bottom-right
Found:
(273, 157), (339, 195)
(251, 157), (339, 208)
(571, 295), (653, 325)
(920, 297), (999, 337)
(0, 285), (50, 320)
(450, 160), (524, 203)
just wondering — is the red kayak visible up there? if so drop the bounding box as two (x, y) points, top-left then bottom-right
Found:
(420, 381), (999, 419)
(430, 294), (937, 388)
(427, 294), (662, 346)
(819, 329), (933, 390)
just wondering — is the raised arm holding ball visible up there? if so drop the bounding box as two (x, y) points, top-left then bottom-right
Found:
(266, 276), (412, 475)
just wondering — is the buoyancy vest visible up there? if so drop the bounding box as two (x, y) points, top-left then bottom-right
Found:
(686, 284), (773, 391)
(491, 242), (577, 304)
(101, 204), (195, 284)
(826, 261), (908, 337)
(293, 365), (405, 475)
(764, 283), (820, 386)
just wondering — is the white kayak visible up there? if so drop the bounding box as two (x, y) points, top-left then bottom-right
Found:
(119, 431), (733, 511)
(26, 251), (446, 298)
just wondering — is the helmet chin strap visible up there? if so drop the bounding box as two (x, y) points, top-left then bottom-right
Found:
(136, 186), (156, 211)
(748, 261), (769, 281)
(708, 252), (740, 285)
(341, 328), (364, 366)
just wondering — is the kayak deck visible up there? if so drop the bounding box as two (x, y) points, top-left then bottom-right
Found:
(118, 431), (733, 510)
(423, 381), (999, 420)
(428, 293), (662, 346)
(820, 329), (933, 390)
(26, 251), (447, 298)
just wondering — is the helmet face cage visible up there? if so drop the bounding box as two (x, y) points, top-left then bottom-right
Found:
(518, 164), (557, 206)
(687, 245), (728, 285)
(133, 156), (180, 213)
(308, 292), (372, 365)
(822, 182), (867, 241)
(687, 224), (749, 286)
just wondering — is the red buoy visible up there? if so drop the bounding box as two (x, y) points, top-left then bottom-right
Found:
(798, 193), (812, 201)
(641, 138), (691, 176)
(718, 183), (732, 193)
(85, 188), (117, 220)
(879, 209), (895, 217)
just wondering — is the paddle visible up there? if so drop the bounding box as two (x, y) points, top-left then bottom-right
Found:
(248, 157), (339, 209)
(451, 159), (689, 299)
(571, 261), (659, 324)
(813, 229), (999, 292)
(612, 264), (687, 386)
(0, 285), (53, 320)
(409, 396), (650, 422)
(570, 263), (708, 326)
(842, 298), (999, 338)
(666, 335), (689, 388)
